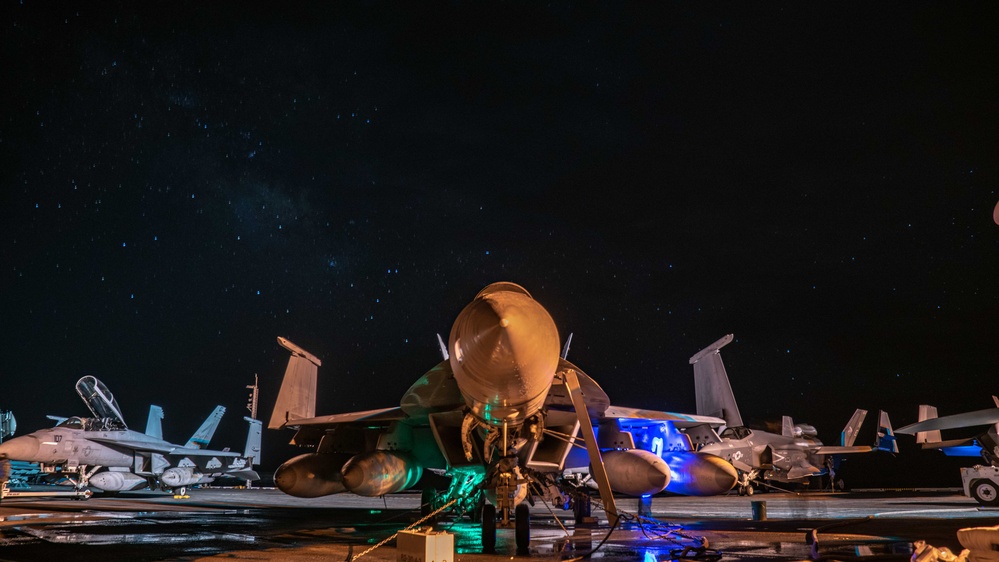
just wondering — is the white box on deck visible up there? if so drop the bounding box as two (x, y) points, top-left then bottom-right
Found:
(397, 528), (454, 562)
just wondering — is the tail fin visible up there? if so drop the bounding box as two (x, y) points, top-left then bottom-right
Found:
(915, 405), (942, 444)
(186, 406), (225, 449)
(875, 410), (898, 453)
(268, 337), (321, 429)
(840, 409), (868, 446)
(782, 416), (795, 438)
(690, 334), (743, 427)
(243, 417), (262, 466)
(146, 405), (164, 439)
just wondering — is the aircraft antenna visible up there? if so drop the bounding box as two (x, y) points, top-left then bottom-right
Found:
(246, 374), (259, 420)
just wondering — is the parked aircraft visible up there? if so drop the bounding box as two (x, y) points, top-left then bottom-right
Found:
(268, 283), (737, 554)
(0, 376), (261, 495)
(686, 334), (897, 494)
(896, 397), (999, 464)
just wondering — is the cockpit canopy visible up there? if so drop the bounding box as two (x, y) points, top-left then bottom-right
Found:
(76, 375), (127, 428)
(720, 426), (753, 440)
(56, 416), (126, 432)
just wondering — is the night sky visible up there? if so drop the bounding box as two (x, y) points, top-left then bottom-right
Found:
(2, 3), (997, 487)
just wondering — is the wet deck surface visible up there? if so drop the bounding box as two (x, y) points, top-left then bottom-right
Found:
(0, 487), (996, 560)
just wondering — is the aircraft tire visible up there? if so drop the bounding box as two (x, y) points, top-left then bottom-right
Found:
(481, 504), (496, 553)
(746, 486), (754, 496)
(515, 503), (530, 555)
(970, 479), (999, 507)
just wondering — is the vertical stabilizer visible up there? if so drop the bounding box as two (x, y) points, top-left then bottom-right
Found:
(186, 406), (226, 449)
(690, 334), (743, 427)
(875, 410), (898, 453)
(268, 337), (321, 429)
(840, 409), (867, 446)
(782, 416), (795, 438)
(146, 405), (164, 439)
(915, 405), (942, 444)
(243, 416), (263, 466)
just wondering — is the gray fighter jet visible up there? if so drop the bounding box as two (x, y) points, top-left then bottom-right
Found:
(685, 334), (896, 494)
(268, 282), (738, 554)
(0, 376), (261, 495)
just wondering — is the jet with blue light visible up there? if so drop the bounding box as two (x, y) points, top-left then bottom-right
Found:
(268, 283), (739, 555)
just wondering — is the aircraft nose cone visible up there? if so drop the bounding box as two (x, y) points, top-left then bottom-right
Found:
(0, 435), (39, 460)
(449, 282), (560, 425)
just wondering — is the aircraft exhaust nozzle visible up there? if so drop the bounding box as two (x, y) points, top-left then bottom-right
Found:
(341, 450), (422, 497)
(160, 467), (205, 488)
(274, 453), (349, 498)
(662, 452), (738, 496)
(449, 282), (560, 426)
(0, 435), (39, 461)
(600, 449), (671, 497)
(90, 471), (149, 492)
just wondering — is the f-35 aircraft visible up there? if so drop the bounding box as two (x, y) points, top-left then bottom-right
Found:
(268, 283), (737, 554)
(685, 334), (897, 494)
(0, 376), (261, 495)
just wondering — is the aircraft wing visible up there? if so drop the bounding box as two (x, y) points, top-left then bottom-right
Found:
(814, 445), (872, 454)
(897, 408), (999, 434)
(276, 406), (407, 447)
(602, 406), (726, 428)
(87, 437), (242, 457)
(277, 406), (405, 429)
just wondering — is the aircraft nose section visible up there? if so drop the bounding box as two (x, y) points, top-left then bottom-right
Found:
(449, 282), (560, 425)
(0, 435), (39, 460)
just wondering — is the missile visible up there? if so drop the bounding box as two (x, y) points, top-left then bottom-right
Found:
(341, 450), (422, 497)
(90, 471), (148, 492)
(274, 453), (349, 498)
(600, 449), (671, 497)
(160, 466), (205, 488)
(449, 282), (560, 426)
(662, 452), (738, 496)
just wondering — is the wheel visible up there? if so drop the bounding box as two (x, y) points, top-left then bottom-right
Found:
(515, 503), (530, 555)
(481, 504), (496, 553)
(970, 479), (999, 507)
(746, 485), (754, 496)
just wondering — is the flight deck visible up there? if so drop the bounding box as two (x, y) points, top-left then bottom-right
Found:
(1, 487), (997, 561)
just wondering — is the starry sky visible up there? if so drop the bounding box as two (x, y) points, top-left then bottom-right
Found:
(2, 3), (997, 487)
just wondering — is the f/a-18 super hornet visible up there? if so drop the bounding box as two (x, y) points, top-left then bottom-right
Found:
(684, 334), (897, 495)
(0, 376), (262, 495)
(269, 282), (738, 554)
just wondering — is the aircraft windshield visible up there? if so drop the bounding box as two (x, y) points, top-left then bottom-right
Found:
(56, 416), (125, 431)
(57, 417), (85, 429)
(720, 426), (752, 440)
